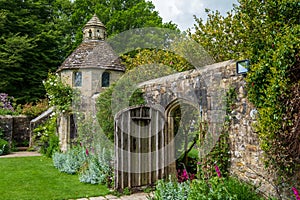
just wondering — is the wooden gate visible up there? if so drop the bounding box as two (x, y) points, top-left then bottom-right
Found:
(114, 105), (175, 189)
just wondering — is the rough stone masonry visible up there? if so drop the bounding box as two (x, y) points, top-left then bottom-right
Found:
(139, 60), (277, 198)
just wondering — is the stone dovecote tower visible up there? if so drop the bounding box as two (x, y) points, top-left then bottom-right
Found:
(57, 14), (125, 151)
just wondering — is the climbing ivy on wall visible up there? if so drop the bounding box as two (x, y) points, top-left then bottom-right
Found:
(191, 0), (300, 186)
(247, 26), (300, 180)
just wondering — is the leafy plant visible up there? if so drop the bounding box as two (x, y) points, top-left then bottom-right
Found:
(43, 72), (74, 113)
(191, 0), (300, 187)
(0, 139), (9, 155)
(122, 187), (131, 196)
(79, 148), (113, 186)
(53, 146), (88, 174)
(0, 93), (18, 115)
(32, 114), (59, 157)
(188, 177), (265, 200)
(151, 170), (266, 200)
(149, 176), (190, 200)
(21, 99), (49, 117)
(53, 145), (113, 186)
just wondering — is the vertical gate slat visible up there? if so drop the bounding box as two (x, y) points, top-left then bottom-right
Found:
(155, 110), (159, 180)
(161, 115), (165, 178)
(138, 113), (141, 186)
(114, 119), (118, 188)
(148, 108), (152, 184)
(120, 114), (124, 189)
(115, 105), (171, 190)
(127, 111), (131, 188)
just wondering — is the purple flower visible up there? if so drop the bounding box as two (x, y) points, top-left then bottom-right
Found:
(85, 148), (89, 156)
(292, 187), (300, 200)
(0, 93), (14, 111)
(214, 165), (222, 178)
(197, 162), (201, 165)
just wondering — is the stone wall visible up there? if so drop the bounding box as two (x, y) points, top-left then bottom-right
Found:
(0, 115), (31, 147)
(227, 77), (277, 197)
(139, 60), (278, 198)
(60, 68), (124, 98)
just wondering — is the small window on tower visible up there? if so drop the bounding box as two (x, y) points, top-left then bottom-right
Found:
(102, 72), (110, 87)
(74, 71), (82, 87)
(88, 29), (92, 38)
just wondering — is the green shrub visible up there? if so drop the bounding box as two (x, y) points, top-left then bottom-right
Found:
(150, 176), (265, 200)
(53, 146), (113, 186)
(150, 176), (190, 200)
(225, 177), (265, 200)
(53, 147), (87, 174)
(0, 138), (9, 155)
(21, 99), (49, 117)
(32, 115), (59, 157)
(79, 148), (113, 185)
(79, 156), (108, 184)
(188, 177), (264, 200)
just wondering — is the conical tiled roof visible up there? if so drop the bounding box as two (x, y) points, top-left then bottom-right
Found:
(57, 15), (125, 72)
(85, 14), (106, 28)
(57, 40), (125, 72)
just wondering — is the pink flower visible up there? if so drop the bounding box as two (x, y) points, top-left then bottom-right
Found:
(292, 187), (300, 200)
(182, 169), (188, 179)
(177, 169), (193, 182)
(85, 148), (89, 156)
(170, 61), (173, 65)
(214, 165), (222, 178)
(197, 162), (201, 165)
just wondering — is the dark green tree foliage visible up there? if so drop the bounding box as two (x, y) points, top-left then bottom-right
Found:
(0, 0), (176, 104)
(0, 0), (70, 103)
(70, 0), (177, 48)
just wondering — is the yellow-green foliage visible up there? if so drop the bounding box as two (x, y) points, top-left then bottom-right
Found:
(191, 0), (300, 183)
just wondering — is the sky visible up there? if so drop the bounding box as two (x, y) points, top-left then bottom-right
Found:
(149, 0), (238, 31)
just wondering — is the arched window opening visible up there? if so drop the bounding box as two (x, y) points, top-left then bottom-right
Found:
(88, 29), (92, 38)
(74, 71), (82, 87)
(102, 72), (110, 87)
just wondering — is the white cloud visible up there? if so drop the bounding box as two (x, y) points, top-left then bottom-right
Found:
(149, 0), (238, 31)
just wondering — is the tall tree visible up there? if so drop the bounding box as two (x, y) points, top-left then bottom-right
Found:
(70, 0), (177, 49)
(0, 0), (177, 104)
(191, 0), (300, 185)
(0, 0), (69, 103)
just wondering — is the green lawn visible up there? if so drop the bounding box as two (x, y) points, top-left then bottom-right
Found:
(0, 156), (110, 200)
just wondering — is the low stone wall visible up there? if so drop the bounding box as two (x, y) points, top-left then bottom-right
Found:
(0, 115), (31, 147)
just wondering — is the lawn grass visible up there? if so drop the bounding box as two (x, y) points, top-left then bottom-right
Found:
(0, 156), (110, 200)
